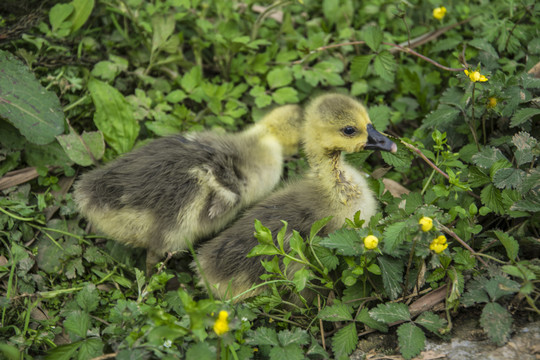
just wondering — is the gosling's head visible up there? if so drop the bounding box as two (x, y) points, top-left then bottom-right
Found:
(258, 104), (304, 156)
(304, 94), (397, 155)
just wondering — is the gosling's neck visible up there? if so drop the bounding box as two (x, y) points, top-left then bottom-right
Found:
(306, 147), (361, 205)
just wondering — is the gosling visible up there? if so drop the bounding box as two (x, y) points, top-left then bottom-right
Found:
(194, 94), (397, 301)
(74, 105), (304, 273)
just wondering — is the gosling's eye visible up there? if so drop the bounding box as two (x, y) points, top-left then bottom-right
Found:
(341, 126), (357, 136)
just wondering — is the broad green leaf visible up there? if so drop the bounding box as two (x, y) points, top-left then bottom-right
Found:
(292, 267), (310, 291)
(510, 108), (540, 127)
(185, 342), (215, 360)
(56, 130), (105, 166)
(0, 50), (64, 145)
(311, 244), (339, 271)
(180, 66), (203, 93)
(151, 14), (175, 52)
(364, 25), (383, 51)
(165, 90), (187, 103)
(76, 284), (100, 312)
(87, 78), (139, 154)
(306, 337), (331, 359)
(267, 68), (293, 89)
(64, 310), (90, 338)
(396, 323), (425, 360)
(421, 107), (460, 129)
(272, 87), (298, 105)
(480, 302), (512, 346)
(381, 142), (412, 172)
(369, 302), (410, 323)
(70, 0), (95, 32)
(77, 338), (103, 360)
(512, 131), (537, 166)
(368, 105), (391, 132)
(373, 51), (396, 82)
(377, 256), (404, 300)
(310, 216), (332, 240)
(319, 229), (363, 256)
(248, 244), (280, 257)
(248, 327), (279, 346)
(493, 230), (519, 261)
(332, 323), (357, 359)
(254, 219), (274, 246)
(492, 167), (526, 190)
(484, 276), (520, 302)
(269, 344), (304, 360)
(0, 344), (20, 360)
(277, 328), (310, 347)
(318, 303), (353, 322)
(480, 184), (506, 215)
(45, 342), (80, 360)
(350, 55), (374, 80)
(415, 312), (446, 334)
(511, 191), (540, 212)
(382, 221), (408, 255)
(49, 3), (74, 32)
(356, 308), (388, 332)
(472, 146), (507, 169)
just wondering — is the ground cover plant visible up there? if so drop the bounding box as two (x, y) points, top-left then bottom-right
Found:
(0, 0), (539, 359)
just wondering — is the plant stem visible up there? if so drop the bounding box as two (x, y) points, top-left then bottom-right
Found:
(470, 83), (481, 150)
(438, 224), (489, 267)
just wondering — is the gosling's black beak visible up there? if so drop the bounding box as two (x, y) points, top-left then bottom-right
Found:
(365, 124), (397, 153)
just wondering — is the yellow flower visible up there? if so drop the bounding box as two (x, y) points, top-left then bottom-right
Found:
(419, 217), (434, 232)
(433, 6), (447, 20)
(487, 97), (497, 108)
(429, 235), (448, 254)
(364, 235), (379, 250)
(464, 70), (488, 82)
(213, 310), (229, 336)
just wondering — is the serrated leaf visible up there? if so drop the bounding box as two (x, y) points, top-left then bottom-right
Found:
(319, 229), (363, 256)
(382, 221), (408, 255)
(332, 323), (357, 359)
(381, 142), (413, 172)
(64, 310), (90, 338)
(181, 66), (202, 93)
(492, 167), (526, 190)
(272, 87), (298, 105)
(377, 256), (404, 300)
(480, 302), (512, 346)
(269, 344), (304, 360)
(468, 38), (499, 58)
(484, 276), (520, 302)
(493, 230), (519, 261)
(151, 14), (175, 52)
(373, 51), (396, 82)
(248, 327), (279, 346)
(421, 107), (460, 129)
(370, 302), (410, 323)
(512, 131), (537, 166)
(368, 105), (391, 132)
(350, 55), (374, 80)
(0, 50), (65, 145)
(87, 78), (139, 155)
(267, 68), (293, 89)
(185, 342), (214, 360)
(318, 303), (353, 322)
(415, 312), (446, 334)
(76, 284), (99, 312)
(45, 342), (80, 360)
(480, 184), (506, 215)
(511, 190), (540, 212)
(310, 216), (333, 240)
(510, 108), (540, 127)
(397, 323), (425, 360)
(277, 328), (310, 347)
(364, 25), (383, 51)
(306, 337), (331, 359)
(77, 338), (103, 360)
(357, 308), (388, 332)
(56, 130), (105, 166)
(312, 244), (339, 271)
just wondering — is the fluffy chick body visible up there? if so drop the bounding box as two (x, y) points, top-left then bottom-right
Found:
(74, 105), (303, 272)
(195, 94), (396, 301)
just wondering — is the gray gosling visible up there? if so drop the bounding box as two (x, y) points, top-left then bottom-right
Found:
(194, 94), (397, 302)
(74, 105), (304, 273)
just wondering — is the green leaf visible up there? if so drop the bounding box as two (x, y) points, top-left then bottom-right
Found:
(480, 184), (506, 215)
(185, 342), (215, 360)
(480, 302), (512, 346)
(511, 190), (540, 212)
(70, 0), (95, 32)
(49, 3), (74, 32)
(369, 302), (410, 323)
(373, 51), (396, 82)
(332, 323), (357, 359)
(76, 284), (100, 312)
(277, 328), (310, 347)
(292, 267), (310, 291)
(306, 337), (331, 359)
(493, 230), (519, 261)
(0, 50), (65, 145)
(368, 105), (391, 132)
(510, 108), (540, 127)
(512, 131), (537, 166)
(421, 107), (460, 129)
(45, 342), (80, 360)
(415, 312), (446, 334)
(319, 229), (363, 256)
(472, 147), (507, 169)
(318, 303), (353, 322)
(0, 344), (21, 360)
(312, 245), (339, 271)
(381, 142), (413, 172)
(272, 87), (298, 105)
(356, 308), (388, 332)
(56, 130), (105, 166)
(77, 338), (103, 360)
(377, 256), (404, 300)
(484, 276), (520, 302)
(248, 327), (279, 346)
(492, 168), (526, 190)
(269, 344), (304, 360)
(151, 14), (175, 52)
(364, 25), (383, 51)
(180, 66), (202, 93)
(64, 310), (90, 338)
(87, 78), (139, 154)
(267, 68), (293, 89)
(382, 221), (408, 255)
(350, 55), (374, 80)
(396, 323), (425, 360)
(310, 216), (332, 240)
